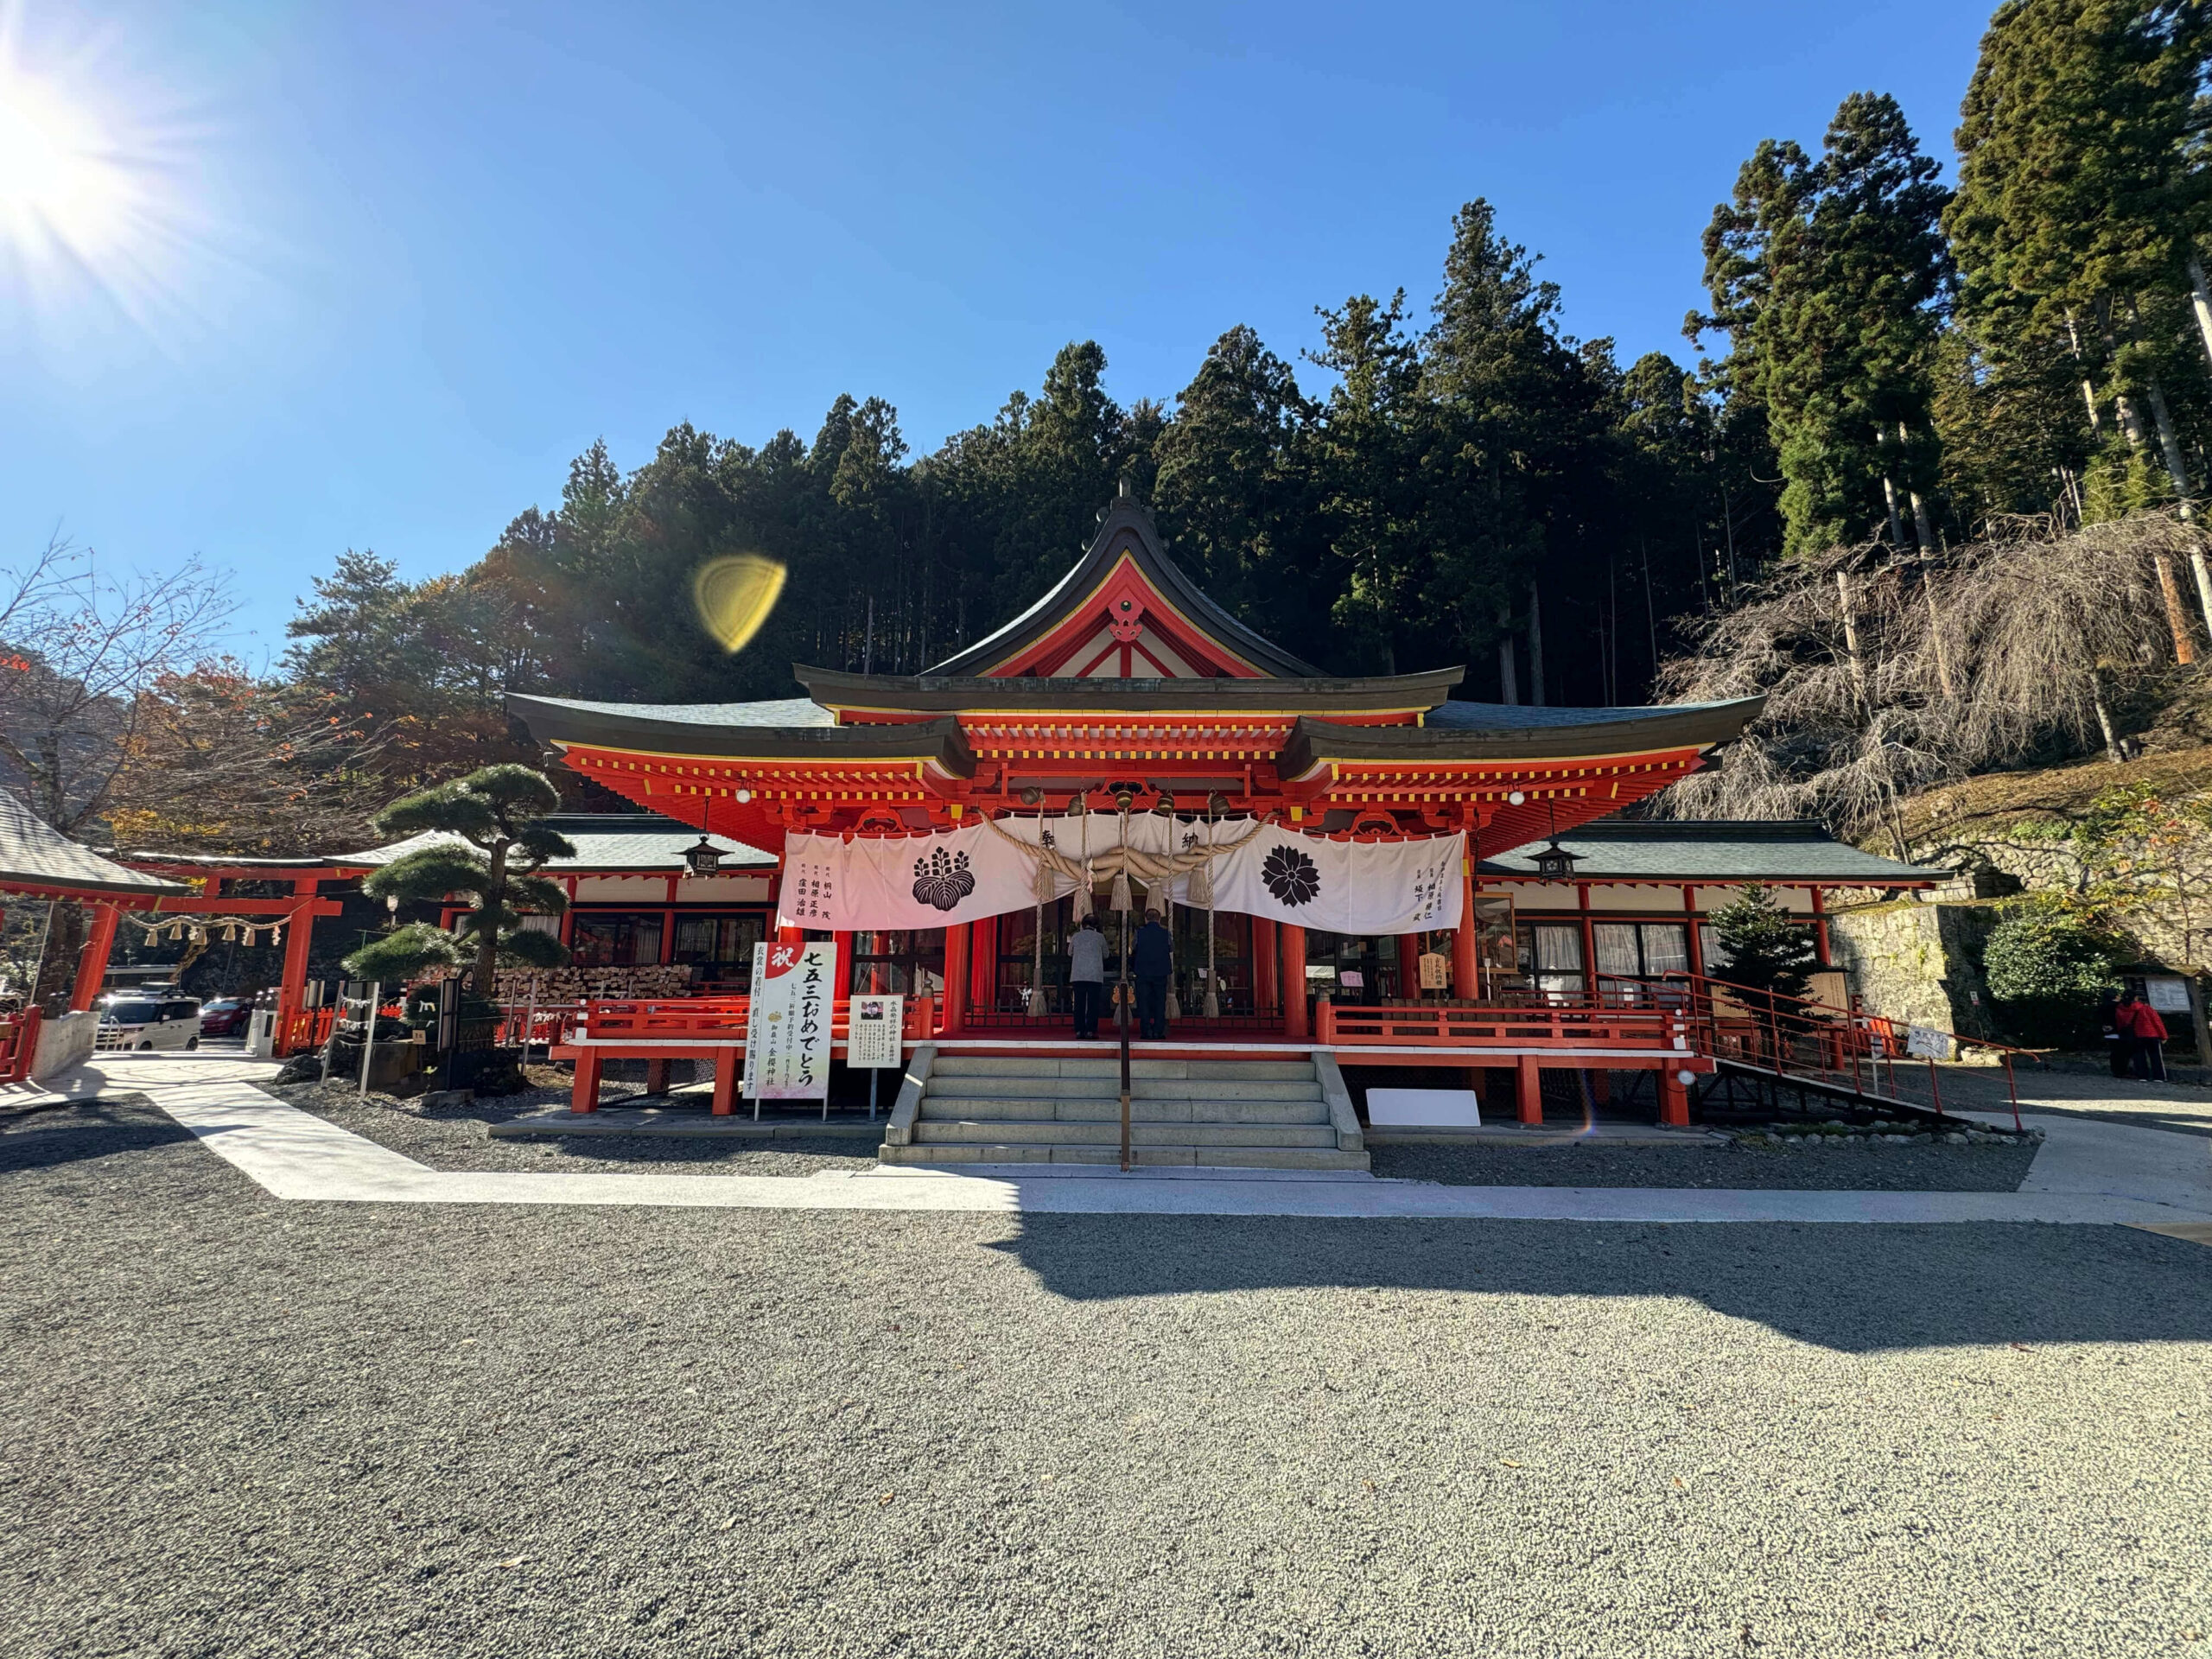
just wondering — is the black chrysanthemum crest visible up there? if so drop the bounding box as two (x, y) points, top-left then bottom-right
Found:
(912, 845), (977, 912)
(1261, 844), (1320, 907)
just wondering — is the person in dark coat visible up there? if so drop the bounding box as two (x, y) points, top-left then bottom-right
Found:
(1132, 909), (1173, 1039)
(2099, 989), (2130, 1078)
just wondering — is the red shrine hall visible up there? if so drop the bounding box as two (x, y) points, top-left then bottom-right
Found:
(496, 489), (1866, 1141)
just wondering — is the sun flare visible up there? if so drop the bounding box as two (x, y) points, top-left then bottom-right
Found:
(0, 60), (131, 262)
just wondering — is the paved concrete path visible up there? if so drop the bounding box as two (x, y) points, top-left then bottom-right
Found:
(22, 1051), (2212, 1225)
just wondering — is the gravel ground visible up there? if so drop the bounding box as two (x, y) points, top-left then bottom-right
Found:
(4, 1097), (2209, 1658)
(266, 1078), (880, 1177)
(1371, 1137), (2041, 1191)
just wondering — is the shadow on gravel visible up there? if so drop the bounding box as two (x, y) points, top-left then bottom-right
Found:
(0, 1109), (189, 1174)
(987, 1214), (2212, 1352)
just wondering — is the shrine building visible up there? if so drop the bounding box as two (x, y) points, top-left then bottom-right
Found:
(476, 489), (1941, 1147)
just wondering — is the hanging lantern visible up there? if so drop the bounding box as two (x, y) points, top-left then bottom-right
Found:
(683, 836), (725, 878)
(1533, 842), (1581, 880)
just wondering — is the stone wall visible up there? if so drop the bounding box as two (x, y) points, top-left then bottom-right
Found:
(1827, 899), (2004, 1041)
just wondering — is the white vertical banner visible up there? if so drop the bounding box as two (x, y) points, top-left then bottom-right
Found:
(848, 995), (905, 1069)
(741, 940), (836, 1100)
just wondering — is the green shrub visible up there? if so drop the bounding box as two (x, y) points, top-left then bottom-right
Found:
(1981, 910), (2118, 1047)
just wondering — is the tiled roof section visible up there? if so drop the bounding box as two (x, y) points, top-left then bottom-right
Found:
(345, 812), (776, 873)
(1481, 820), (1947, 883)
(0, 791), (188, 896)
(507, 695), (837, 728)
(506, 694), (974, 772)
(1425, 697), (1750, 731)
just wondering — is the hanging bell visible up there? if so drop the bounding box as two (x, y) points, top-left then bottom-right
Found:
(1065, 791), (1086, 819)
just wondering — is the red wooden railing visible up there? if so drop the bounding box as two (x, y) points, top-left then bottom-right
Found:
(1638, 971), (2042, 1129)
(0, 1007), (41, 1084)
(1315, 997), (1693, 1054)
(573, 995), (938, 1046)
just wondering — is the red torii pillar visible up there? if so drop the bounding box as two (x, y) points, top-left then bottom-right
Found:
(68, 903), (121, 1012)
(274, 877), (324, 1056)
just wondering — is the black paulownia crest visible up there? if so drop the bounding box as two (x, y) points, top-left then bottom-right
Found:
(1261, 844), (1320, 907)
(912, 845), (976, 912)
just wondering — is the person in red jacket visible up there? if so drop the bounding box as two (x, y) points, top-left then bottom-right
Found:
(2116, 991), (2170, 1082)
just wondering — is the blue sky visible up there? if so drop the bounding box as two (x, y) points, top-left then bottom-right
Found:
(0, 0), (1996, 659)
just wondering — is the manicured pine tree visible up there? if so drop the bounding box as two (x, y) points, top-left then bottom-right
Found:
(345, 765), (575, 996)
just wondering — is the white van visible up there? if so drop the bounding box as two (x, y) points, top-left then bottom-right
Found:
(96, 996), (204, 1052)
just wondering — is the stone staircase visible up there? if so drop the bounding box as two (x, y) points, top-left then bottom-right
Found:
(879, 1049), (1368, 1170)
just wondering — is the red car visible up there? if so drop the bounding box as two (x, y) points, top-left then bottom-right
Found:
(198, 998), (253, 1038)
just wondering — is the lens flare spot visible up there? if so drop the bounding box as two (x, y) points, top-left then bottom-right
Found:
(692, 555), (786, 653)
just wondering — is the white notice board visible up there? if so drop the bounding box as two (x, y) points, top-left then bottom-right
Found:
(848, 995), (904, 1069)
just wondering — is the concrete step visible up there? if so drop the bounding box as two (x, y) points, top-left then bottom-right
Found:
(918, 1095), (1329, 1125)
(880, 1141), (1371, 1171)
(913, 1119), (1341, 1148)
(928, 1056), (1315, 1083)
(925, 1076), (1323, 1103)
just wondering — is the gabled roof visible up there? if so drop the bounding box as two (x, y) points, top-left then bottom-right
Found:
(922, 489), (1322, 679)
(1481, 819), (1947, 884)
(0, 791), (188, 897)
(343, 811), (776, 874)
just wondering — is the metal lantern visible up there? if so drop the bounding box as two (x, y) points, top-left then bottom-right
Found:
(1532, 841), (1580, 880)
(683, 836), (725, 878)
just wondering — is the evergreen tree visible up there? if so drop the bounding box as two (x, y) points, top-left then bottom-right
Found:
(348, 765), (574, 995)
(1695, 95), (1952, 558)
(1707, 883), (1819, 1002)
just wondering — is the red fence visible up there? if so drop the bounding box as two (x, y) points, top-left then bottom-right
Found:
(1316, 998), (1693, 1053)
(572, 995), (939, 1047)
(0, 1008), (41, 1084)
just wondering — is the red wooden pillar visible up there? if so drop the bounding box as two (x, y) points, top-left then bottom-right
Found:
(941, 922), (970, 1036)
(1281, 923), (1307, 1039)
(69, 903), (120, 1012)
(644, 1058), (671, 1094)
(1682, 885), (1704, 977)
(1516, 1054), (1543, 1125)
(274, 878), (321, 1053)
(1253, 917), (1279, 1015)
(832, 931), (854, 995)
(570, 1048), (603, 1114)
(711, 1049), (738, 1114)
(1658, 1065), (1690, 1127)
(1396, 934), (1420, 1001)
(969, 913), (998, 1015)
(776, 923), (803, 945)
(1452, 859), (1480, 1001)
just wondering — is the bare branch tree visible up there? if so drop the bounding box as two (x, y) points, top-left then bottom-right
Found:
(0, 537), (238, 835)
(1652, 513), (2187, 847)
